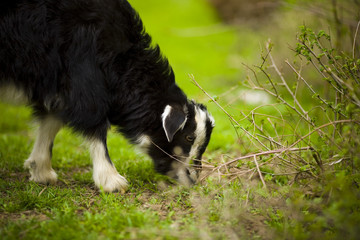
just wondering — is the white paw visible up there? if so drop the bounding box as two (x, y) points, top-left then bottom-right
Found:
(24, 158), (58, 184)
(93, 167), (128, 193)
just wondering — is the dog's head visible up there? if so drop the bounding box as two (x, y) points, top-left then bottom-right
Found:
(136, 101), (214, 186)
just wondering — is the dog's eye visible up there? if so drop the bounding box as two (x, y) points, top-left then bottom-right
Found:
(186, 135), (195, 142)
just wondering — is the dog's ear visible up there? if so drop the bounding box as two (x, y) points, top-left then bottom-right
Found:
(162, 105), (187, 142)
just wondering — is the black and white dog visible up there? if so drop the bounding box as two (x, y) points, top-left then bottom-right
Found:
(0, 0), (214, 192)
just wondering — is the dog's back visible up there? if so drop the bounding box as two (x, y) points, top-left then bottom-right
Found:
(0, 0), (168, 132)
(0, 0), (141, 105)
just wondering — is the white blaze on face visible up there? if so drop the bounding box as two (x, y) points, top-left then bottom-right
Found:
(188, 106), (208, 163)
(173, 106), (211, 186)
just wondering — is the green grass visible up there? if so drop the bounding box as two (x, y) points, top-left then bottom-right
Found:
(2, 0), (360, 239)
(1, 1), (240, 238)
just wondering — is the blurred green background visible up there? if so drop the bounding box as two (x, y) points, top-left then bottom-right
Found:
(130, 0), (358, 153)
(1, 0), (360, 239)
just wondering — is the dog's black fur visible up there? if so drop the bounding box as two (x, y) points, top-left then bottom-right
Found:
(0, 0), (214, 192)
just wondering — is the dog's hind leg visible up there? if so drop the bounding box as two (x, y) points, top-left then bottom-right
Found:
(88, 137), (128, 193)
(24, 115), (63, 184)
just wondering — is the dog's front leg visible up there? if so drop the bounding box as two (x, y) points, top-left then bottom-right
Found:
(89, 138), (128, 193)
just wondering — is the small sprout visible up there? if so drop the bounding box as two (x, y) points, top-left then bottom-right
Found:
(211, 95), (219, 102)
